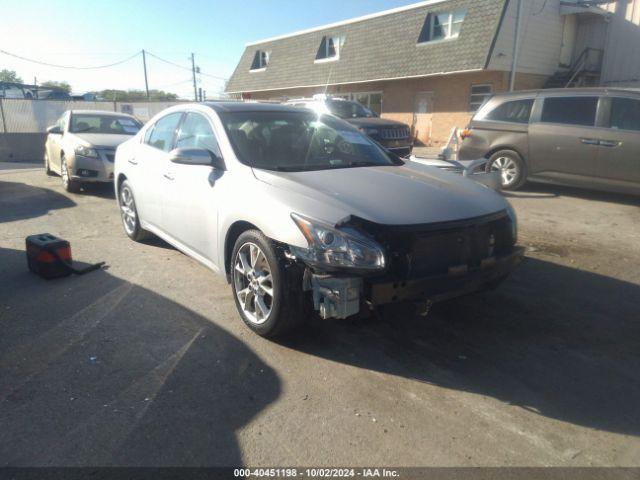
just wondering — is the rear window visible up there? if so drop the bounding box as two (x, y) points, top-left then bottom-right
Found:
(485, 99), (534, 124)
(610, 97), (640, 131)
(540, 97), (598, 127)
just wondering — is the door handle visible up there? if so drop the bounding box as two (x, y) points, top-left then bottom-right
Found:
(599, 140), (620, 148)
(127, 158), (138, 165)
(580, 138), (599, 145)
(163, 172), (174, 181)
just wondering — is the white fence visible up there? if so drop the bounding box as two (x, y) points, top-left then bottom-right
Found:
(0, 99), (183, 133)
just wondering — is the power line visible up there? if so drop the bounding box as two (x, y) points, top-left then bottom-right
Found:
(0, 49), (141, 70)
(145, 51), (227, 80)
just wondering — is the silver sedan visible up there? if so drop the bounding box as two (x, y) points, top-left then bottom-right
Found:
(114, 102), (523, 337)
(44, 110), (142, 192)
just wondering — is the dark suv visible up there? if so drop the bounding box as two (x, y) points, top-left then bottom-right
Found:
(458, 88), (640, 195)
(287, 97), (414, 157)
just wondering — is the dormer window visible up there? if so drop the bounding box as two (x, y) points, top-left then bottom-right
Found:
(418, 10), (466, 44)
(315, 36), (340, 62)
(250, 50), (269, 71)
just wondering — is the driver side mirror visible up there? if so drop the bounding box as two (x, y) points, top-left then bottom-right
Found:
(47, 125), (62, 135)
(169, 147), (226, 170)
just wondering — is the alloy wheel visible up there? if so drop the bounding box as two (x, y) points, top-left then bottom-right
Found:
(491, 156), (519, 187)
(61, 160), (69, 189)
(119, 185), (137, 235)
(233, 242), (274, 325)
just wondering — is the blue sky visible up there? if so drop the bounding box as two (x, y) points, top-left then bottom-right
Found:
(1, 0), (413, 98)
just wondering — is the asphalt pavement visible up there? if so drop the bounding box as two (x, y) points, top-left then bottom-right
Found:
(1, 164), (639, 467)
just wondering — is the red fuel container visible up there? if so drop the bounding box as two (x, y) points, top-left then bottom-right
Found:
(26, 233), (73, 279)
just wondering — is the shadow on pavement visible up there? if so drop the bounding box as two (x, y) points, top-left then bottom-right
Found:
(79, 182), (116, 199)
(279, 256), (640, 437)
(0, 181), (76, 223)
(0, 246), (280, 466)
(516, 183), (640, 206)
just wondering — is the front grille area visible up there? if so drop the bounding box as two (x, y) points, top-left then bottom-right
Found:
(98, 149), (116, 162)
(380, 127), (410, 140)
(352, 213), (514, 281)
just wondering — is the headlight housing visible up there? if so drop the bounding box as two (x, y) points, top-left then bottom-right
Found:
(505, 202), (518, 245)
(290, 213), (386, 271)
(359, 127), (379, 136)
(74, 145), (98, 158)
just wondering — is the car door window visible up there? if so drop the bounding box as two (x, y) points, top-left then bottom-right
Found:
(145, 113), (182, 152)
(175, 112), (221, 156)
(485, 99), (534, 124)
(610, 97), (640, 131)
(56, 114), (67, 133)
(540, 97), (598, 126)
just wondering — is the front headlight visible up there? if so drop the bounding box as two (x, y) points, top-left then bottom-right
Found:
(505, 202), (518, 244)
(290, 213), (386, 271)
(74, 145), (98, 158)
(359, 127), (379, 136)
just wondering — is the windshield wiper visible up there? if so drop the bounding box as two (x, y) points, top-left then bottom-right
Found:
(345, 161), (381, 168)
(73, 127), (96, 133)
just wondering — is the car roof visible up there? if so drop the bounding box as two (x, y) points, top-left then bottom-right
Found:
(204, 101), (303, 113)
(490, 87), (640, 99)
(69, 109), (135, 116)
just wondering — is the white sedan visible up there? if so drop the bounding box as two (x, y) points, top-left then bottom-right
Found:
(114, 102), (523, 337)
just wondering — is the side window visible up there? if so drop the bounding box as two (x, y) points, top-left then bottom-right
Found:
(485, 99), (534, 124)
(58, 114), (67, 132)
(540, 97), (598, 127)
(175, 113), (221, 156)
(610, 97), (640, 131)
(145, 112), (182, 152)
(143, 125), (154, 144)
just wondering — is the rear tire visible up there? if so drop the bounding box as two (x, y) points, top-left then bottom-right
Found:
(231, 230), (306, 338)
(118, 180), (151, 242)
(486, 150), (526, 190)
(61, 157), (81, 193)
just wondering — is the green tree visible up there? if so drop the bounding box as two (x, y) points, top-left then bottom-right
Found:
(0, 69), (24, 84)
(98, 89), (179, 102)
(40, 80), (72, 93)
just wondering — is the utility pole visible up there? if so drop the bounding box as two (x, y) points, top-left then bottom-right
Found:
(191, 53), (198, 101)
(142, 49), (150, 101)
(509, 0), (523, 92)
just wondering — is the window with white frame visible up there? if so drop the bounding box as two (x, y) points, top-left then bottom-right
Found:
(316, 36), (340, 61)
(469, 84), (493, 112)
(250, 50), (269, 71)
(418, 10), (466, 43)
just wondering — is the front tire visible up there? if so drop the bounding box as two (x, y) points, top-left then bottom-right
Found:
(486, 150), (526, 190)
(118, 180), (151, 242)
(44, 153), (54, 176)
(231, 230), (305, 338)
(61, 157), (81, 193)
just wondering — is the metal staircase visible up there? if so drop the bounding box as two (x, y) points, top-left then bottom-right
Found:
(544, 47), (604, 88)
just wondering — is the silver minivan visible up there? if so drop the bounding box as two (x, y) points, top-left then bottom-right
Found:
(458, 88), (640, 195)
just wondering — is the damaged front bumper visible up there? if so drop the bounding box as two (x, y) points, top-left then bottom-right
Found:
(301, 247), (525, 319)
(410, 157), (502, 191)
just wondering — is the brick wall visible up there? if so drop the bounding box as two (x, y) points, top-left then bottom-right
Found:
(247, 70), (548, 145)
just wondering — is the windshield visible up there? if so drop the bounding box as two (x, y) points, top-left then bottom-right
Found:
(69, 114), (142, 135)
(219, 111), (399, 172)
(326, 100), (376, 119)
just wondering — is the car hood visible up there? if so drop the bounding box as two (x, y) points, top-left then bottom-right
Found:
(252, 162), (507, 226)
(345, 117), (409, 129)
(68, 133), (134, 149)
